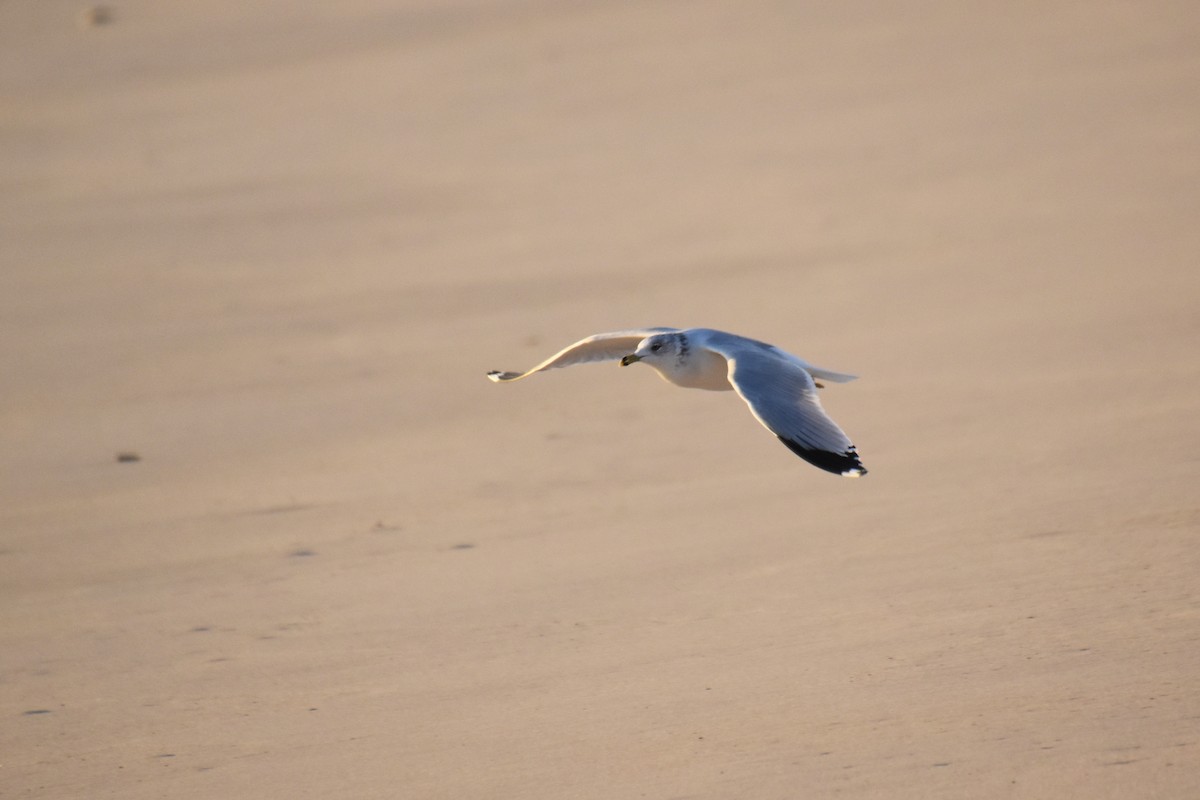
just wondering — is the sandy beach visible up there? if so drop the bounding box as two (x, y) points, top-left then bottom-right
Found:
(3, 1), (1198, 797)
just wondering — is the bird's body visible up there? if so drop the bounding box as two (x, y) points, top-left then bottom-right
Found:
(487, 327), (867, 477)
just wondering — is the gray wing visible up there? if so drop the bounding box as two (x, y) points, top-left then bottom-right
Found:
(487, 328), (677, 383)
(708, 339), (867, 477)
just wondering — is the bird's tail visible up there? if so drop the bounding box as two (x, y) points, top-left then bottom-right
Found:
(804, 365), (858, 384)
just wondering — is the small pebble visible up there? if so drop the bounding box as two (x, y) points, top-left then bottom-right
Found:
(79, 5), (115, 27)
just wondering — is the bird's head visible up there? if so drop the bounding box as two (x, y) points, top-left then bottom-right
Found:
(620, 332), (682, 367)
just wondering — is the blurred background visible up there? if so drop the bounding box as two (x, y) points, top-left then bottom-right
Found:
(2, 2), (1198, 797)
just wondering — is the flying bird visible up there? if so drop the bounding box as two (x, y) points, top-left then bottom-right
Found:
(487, 327), (867, 477)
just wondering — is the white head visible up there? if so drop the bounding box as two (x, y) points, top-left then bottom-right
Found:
(620, 331), (687, 368)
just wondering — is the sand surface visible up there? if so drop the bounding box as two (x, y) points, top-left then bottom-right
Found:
(3, 2), (1199, 797)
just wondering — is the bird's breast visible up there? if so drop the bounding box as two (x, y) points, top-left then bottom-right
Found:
(652, 349), (734, 391)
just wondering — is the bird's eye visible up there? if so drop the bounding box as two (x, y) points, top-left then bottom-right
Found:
(650, 343), (662, 352)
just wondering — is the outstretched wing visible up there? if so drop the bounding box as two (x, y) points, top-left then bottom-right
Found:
(487, 328), (677, 383)
(707, 338), (867, 477)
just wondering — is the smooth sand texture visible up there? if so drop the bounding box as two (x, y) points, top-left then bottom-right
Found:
(3, 2), (1198, 797)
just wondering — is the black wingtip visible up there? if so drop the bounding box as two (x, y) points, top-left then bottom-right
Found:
(776, 437), (867, 477)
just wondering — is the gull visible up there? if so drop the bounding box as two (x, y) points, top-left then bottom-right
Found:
(487, 328), (867, 476)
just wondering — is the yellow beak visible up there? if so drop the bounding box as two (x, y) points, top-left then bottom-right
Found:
(620, 354), (641, 366)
